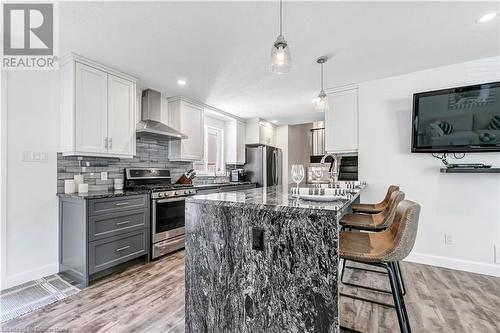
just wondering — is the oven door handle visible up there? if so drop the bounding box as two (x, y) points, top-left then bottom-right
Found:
(155, 197), (186, 203)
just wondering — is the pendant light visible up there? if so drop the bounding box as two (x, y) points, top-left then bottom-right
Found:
(315, 56), (329, 112)
(270, 0), (291, 74)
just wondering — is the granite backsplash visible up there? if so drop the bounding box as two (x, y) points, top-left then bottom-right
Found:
(57, 137), (193, 193)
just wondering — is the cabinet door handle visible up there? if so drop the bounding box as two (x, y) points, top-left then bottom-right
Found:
(114, 202), (130, 206)
(115, 220), (130, 226)
(116, 245), (130, 252)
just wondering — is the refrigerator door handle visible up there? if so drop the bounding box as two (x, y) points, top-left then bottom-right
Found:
(271, 150), (275, 186)
(272, 150), (278, 185)
(275, 151), (279, 185)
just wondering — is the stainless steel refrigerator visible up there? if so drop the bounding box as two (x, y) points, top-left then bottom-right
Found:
(244, 144), (282, 187)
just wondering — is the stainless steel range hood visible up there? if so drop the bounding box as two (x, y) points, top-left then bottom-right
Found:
(136, 89), (188, 140)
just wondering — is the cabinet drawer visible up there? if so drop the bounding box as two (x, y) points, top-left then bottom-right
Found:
(89, 230), (148, 274)
(89, 209), (149, 241)
(89, 195), (149, 216)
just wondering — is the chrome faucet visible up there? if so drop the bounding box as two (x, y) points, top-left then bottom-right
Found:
(320, 153), (338, 185)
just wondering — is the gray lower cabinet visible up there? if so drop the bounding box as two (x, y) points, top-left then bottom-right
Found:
(59, 194), (150, 287)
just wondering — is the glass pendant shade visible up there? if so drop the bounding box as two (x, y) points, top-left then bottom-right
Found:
(314, 56), (329, 112)
(315, 91), (329, 112)
(270, 35), (291, 74)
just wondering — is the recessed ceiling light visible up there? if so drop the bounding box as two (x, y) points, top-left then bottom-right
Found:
(478, 12), (498, 23)
(177, 79), (187, 86)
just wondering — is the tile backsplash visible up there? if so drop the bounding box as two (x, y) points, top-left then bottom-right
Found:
(57, 137), (193, 193)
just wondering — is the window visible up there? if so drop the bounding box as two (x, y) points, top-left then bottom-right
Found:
(194, 126), (225, 175)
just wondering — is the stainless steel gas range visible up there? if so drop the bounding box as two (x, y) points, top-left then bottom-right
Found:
(125, 168), (196, 259)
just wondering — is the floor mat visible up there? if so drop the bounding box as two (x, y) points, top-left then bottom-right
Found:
(0, 274), (80, 323)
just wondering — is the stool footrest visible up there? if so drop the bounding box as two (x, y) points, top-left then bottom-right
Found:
(345, 265), (388, 275)
(342, 282), (392, 294)
(340, 292), (395, 308)
(340, 325), (365, 333)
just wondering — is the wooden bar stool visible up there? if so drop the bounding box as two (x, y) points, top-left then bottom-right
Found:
(340, 191), (407, 294)
(351, 185), (400, 214)
(339, 200), (421, 333)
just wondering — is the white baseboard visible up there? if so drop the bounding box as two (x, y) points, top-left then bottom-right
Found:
(3, 262), (58, 290)
(405, 252), (500, 277)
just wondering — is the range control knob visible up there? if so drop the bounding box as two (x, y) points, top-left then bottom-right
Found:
(158, 192), (164, 198)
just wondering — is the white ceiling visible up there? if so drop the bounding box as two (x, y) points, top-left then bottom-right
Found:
(60, 1), (500, 124)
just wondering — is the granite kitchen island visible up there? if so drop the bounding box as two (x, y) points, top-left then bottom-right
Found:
(185, 184), (363, 333)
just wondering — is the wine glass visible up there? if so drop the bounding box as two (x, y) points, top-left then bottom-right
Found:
(291, 164), (305, 194)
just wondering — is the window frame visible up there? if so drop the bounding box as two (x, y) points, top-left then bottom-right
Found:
(193, 125), (225, 176)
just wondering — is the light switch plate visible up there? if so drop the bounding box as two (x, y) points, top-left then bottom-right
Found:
(101, 171), (108, 180)
(444, 234), (454, 245)
(22, 151), (48, 162)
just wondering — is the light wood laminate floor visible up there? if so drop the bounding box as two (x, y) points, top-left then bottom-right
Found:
(2, 250), (499, 332)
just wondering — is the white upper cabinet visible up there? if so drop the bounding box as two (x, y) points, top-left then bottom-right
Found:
(236, 120), (246, 163)
(168, 97), (204, 161)
(107, 74), (136, 156)
(75, 62), (108, 154)
(325, 87), (358, 154)
(225, 119), (246, 164)
(60, 54), (137, 158)
(246, 118), (276, 146)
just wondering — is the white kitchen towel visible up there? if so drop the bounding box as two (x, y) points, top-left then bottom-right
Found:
(317, 181), (366, 189)
(290, 187), (349, 196)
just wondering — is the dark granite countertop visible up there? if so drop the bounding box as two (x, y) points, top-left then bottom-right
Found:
(57, 189), (149, 200)
(187, 184), (364, 214)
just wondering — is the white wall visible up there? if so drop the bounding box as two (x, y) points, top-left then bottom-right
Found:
(276, 125), (289, 185)
(0, 72), (7, 289)
(1, 71), (60, 289)
(276, 123), (312, 186)
(288, 123), (312, 184)
(358, 56), (500, 277)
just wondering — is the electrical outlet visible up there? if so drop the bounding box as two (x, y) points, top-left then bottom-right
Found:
(444, 234), (454, 245)
(495, 245), (500, 264)
(101, 171), (108, 180)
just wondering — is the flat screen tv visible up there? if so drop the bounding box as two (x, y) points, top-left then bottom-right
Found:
(411, 81), (500, 153)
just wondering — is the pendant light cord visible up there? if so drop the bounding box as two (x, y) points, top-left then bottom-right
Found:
(279, 0), (283, 36)
(320, 63), (324, 91)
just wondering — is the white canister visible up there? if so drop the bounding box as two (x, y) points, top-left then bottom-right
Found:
(74, 174), (84, 187)
(113, 178), (124, 190)
(78, 183), (89, 194)
(64, 180), (76, 194)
